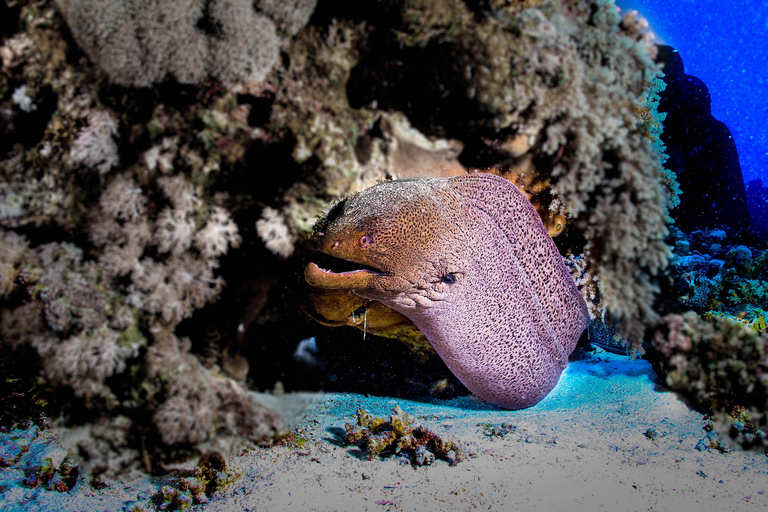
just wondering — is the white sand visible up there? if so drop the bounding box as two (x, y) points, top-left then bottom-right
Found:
(211, 350), (767, 511)
(2, 349), (767, 511)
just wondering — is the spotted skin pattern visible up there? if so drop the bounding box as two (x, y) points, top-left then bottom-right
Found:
(306, 173), (589, 409)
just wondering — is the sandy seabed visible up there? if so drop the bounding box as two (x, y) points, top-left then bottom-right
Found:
(2, 349), (767, 512)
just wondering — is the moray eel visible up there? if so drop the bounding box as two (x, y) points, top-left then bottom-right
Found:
(305, 173), (589, 409)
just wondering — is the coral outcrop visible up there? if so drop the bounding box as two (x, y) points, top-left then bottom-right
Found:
(670, 227), (767, 332)
(649, 312), (768, 452)
(647, 226), (768, 452)
(1, 1), (288, 474)
(276, 0), (674, 353)
(2, 0), (680, 470)
(54, 0), (317, 87)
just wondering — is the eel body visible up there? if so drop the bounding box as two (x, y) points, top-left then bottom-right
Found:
(305, 173), (589, 409)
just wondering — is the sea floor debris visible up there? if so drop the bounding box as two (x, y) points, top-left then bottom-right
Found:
(342, 405), (464, 467)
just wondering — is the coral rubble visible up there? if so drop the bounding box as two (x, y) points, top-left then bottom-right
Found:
(343, 406), (464, 466)
(147, 451), (235, 510)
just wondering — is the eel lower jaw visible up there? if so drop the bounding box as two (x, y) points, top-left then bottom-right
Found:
(305, 261), (381, 290)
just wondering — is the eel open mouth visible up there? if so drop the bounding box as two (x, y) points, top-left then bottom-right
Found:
(305, 253), (384, 290)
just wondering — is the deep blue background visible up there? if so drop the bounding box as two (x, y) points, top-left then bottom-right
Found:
(616, 0), (767, 186)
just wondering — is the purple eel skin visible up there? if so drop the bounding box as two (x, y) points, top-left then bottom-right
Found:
(305, 173), (589, 409)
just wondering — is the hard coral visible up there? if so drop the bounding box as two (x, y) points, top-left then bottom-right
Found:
(54, 0), (315, 87)
(343, 406), (463, 466)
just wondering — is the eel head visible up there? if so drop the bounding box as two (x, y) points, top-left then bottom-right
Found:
(305, 179), (459, 304)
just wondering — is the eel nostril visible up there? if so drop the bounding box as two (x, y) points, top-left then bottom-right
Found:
(331, 241), (340, 248)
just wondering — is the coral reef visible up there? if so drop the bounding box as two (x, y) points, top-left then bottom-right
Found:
(280, 0), (673, 352)
(343, 406), (464, 466)
(647, 226), (768, 452)
(54, 0), (317, 87)
(1, 0), (680, 471)
(670, 227), (767, 332)
(1, 1), (288, 474)
(649, 311), (767, 452)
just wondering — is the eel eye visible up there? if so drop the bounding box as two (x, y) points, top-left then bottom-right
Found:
(359, 234), (371, 247)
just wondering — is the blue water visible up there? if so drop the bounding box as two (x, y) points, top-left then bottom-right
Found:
(617, 0), (768, 186)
